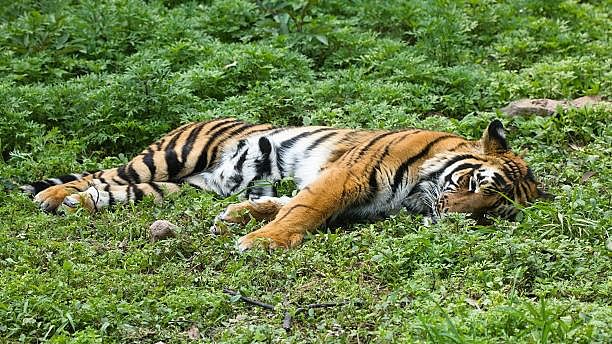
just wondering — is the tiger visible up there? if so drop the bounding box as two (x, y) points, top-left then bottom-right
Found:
(22, 118), (548, 250)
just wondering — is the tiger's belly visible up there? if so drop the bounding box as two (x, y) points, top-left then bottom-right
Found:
(332, 182), (417, 222)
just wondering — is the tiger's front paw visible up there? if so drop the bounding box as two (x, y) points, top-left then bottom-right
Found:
(236, 229), (304, 252)
(34, 185), (71, 212)
(62, 191), (97, 212)
(209, 205), (249, 235)
(211, 197), (288, 235)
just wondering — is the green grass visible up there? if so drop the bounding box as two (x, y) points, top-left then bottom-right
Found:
(0, 0), (611, 342)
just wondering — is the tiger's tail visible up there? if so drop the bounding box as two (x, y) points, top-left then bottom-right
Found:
(20, 172), (95, 196)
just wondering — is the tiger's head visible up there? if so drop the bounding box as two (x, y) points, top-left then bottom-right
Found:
(428, 120), (549, 220)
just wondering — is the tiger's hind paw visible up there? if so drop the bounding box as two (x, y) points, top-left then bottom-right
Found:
(34, 185), (71, 213)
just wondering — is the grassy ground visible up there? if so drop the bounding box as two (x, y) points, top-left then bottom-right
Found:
(1, 0), (610, 342)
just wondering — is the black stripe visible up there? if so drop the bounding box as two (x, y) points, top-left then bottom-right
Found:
(164, 125), (189, 181)
(132, 185), (145, 201)
(276, 127), (336, 171)
(166, 122), (199, 137)
(142, 148), (157, 180)
(205, 124), (260, 173)
(187, 183), (204, 190)
(65, 185), (81, 192)
(235, 150), (248, 171)
(502, 158), (521, 179)
(164, 121), (228, 179)
(255, 151), (272, 177)
(149, 182), (164, 198)
(229, 175), (244, 193)
(391, 135), (456, 192)
(420, 154), (479, 182)
(127, 164), (141, 184)
(192, 121), (246, 174)
(206, 126), (274, 176)
(368, 167), (379, 193)
(232, 140), (247, 159)
(126, 185), (132, 201)
(279, 128), (335, 151)
(180, 121), (226, 163)
(305, 131), (338, 151)
(228, 147), (249, 194)
(352, 132), (396, 162)
(525, 167), (536, 182)
(365, 133), (415, 196)
(30, 181), (53, 194)
(104, 184), (115, 205)
(448, 141), (470, 152)
(491, 172), (507, 189)
(276, 149), (285, 176)
(244, 179), (256, 199)
(274, 204), (319, 223)
(516, 181), (528, 201)
(117, 166), (131, 183)
(490, 198), (504, 208)
(442, 163), (482, 186)
(58, 174), (78, 184)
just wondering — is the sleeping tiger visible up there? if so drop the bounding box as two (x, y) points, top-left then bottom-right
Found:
(22, 118), (547, 250)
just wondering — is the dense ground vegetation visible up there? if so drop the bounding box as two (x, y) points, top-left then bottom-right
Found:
(0, 0), (610, 342)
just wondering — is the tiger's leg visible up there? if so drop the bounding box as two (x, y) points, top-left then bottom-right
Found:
(210, 196), (291, 234)
(62, 182), (181, 212)
(236, 167), (365, 250)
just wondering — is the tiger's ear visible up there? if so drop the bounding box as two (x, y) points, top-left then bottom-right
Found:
(481, 120), (509, 154)
(258, 137), (272, 156)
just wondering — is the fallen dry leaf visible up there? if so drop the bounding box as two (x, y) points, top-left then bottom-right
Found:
(580, 171), (597, 183)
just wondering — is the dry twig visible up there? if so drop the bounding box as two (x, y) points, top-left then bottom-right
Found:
(223, 288), (361, 332)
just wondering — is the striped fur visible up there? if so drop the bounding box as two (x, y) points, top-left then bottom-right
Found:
(23, 118), (546, 250)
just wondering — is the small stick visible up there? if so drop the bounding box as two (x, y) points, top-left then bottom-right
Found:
(223, 288), (275, 310)
(282, 311), (293, 332)
(223, 288), (361, 332)
(305, 301), (361, 309)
